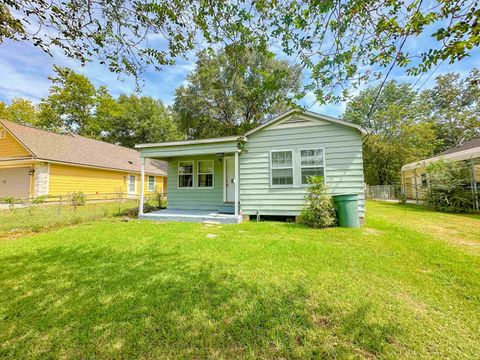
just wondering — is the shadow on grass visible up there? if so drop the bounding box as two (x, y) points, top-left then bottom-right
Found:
(372, 201), (480, 220)
(1, 243), (399, 358)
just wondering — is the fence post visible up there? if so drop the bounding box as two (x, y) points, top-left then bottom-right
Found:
(58, 195), (62, 216)
(413, 172), (419, 205)
(470, 160), (479, 212)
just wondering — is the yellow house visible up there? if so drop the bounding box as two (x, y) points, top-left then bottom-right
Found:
(401, 138), (480, 200)
(0, 119), (167, 199)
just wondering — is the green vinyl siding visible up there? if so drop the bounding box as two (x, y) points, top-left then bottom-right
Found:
(240, 117), (365, 218)
(166, 155), (226, 211)
(140, 141), (237, 158)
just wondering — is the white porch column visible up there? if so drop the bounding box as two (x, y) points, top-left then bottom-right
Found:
(234, 150), (239, 217)
(139, 157), (146, 216)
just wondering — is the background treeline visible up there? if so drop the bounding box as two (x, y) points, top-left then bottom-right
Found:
(343, 71), (480, 185)
(0, 47), (301, 147)
(0, 48), (478, 185)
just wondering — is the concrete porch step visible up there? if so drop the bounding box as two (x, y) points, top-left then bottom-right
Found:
(139, 209), (242, 224)
(217, 205), (235, 214)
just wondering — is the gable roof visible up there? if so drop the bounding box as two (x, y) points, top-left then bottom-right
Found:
(402, 137), (480, 171)
(135, 109), (366, 150)
(0, 119), (166, 175)
(245, 109), (368, 136)
(438, 137), (480, 156)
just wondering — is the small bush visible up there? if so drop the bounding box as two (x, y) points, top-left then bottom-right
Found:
(299, 176), (336, 228)
(70, 192), (86, 207)
(118, 203), (157, 218)
(1, 197), (18, 211)
(152, 191), (167, 209)
(426, 160), (474, 213)
(32, 195), (50, 204)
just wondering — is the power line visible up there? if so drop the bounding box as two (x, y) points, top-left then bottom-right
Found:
(413, 60), (443, 93)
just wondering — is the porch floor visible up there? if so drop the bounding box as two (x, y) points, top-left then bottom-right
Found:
(139, 209), (242, 224)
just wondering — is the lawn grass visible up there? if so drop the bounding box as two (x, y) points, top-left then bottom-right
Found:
(1, 201), (479, 358)
(0, 200), (139, 238)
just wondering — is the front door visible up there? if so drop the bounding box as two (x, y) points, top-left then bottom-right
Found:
(225, 157), (235, 202)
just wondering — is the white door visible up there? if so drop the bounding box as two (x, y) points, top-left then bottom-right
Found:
(0, 167), (30, 198)
(225, 157), (235, 202)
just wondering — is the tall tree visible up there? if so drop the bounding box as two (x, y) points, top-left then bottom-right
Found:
(3, 1), (479, 103)
(173, 47), (302, 139)
(101, 95), (181, 148)
(0, 98), (38, 125)
(343, 81), (438, 185)
(1, 67), (180, 147)
(418, 70), (480, 152)
(39, 65), (98, 136)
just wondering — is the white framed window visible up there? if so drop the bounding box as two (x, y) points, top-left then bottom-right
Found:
(148, 175), (156, 192)
(0, 128), (6, 139)
(128, 174), (136, 194)
(197, 160), (214, 188)
(300, 149), (325, 185)
(271, 150), (294, 186)
(178, 161), (194, 188)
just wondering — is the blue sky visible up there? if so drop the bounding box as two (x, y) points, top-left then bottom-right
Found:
(0, 33), (479, 117)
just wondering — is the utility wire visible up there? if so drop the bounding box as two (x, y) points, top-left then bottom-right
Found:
(363, 0), (424, 133)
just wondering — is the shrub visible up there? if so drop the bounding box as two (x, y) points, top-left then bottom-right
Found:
(118, 203), (157, 218)
(299, 176), (337, 228)
(70, 192), (86, 207)
(426, 160), (474, 213)
(32, 195), (51, 204)
(153, 191), (167, 209)
(1, 197), (18, 211)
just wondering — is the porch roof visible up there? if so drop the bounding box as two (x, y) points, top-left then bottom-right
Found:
(136, 136), (241, 158)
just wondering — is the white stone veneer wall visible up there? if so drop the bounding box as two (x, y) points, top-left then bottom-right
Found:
(34, 163), (49, 197)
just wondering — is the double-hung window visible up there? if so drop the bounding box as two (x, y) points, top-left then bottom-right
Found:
(198, 160), (214, 188)
(128, 175), (136, 194)
(178, 161), (193, 188)
(271, 151), (294, 186)
(300, 149), (324, 184)
(148, 175), (155, 192)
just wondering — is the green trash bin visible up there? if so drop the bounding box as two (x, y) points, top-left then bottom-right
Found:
(332, 194), (360, 228)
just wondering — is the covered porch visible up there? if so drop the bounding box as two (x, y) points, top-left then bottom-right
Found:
(135, 136), (243, 223)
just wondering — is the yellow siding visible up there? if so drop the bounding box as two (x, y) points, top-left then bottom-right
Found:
(401, 167), (428, 200)
(48, 163), (167, 197)
(143, 175), (167, 194)
(0, 126), (31, 158)
(49, 163), (127, 196)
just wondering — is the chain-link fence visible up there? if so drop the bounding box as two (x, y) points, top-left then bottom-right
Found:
(366, 180), (479, 212)
(0, 192), (166, 238)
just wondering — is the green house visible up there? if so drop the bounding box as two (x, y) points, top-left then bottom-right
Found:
(135, 110), (366, 224)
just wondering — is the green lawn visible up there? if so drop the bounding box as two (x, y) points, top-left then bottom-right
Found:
(1, 201), (479, 358)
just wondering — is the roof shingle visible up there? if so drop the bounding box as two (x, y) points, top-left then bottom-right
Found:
(438, 137), (480, 156)
(0, 119), (166, 175)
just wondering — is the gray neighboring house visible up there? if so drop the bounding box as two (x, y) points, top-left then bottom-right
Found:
(135, 109), (366, 224)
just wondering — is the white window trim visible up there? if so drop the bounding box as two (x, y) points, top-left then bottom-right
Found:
(300, 148), (326, 186)
(197, 159), (214, 189)
(270, 150), (294, 187)
(127, 174), (137, 194)
(147, 175), (156, 192)
(178, 160), (194, 189)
